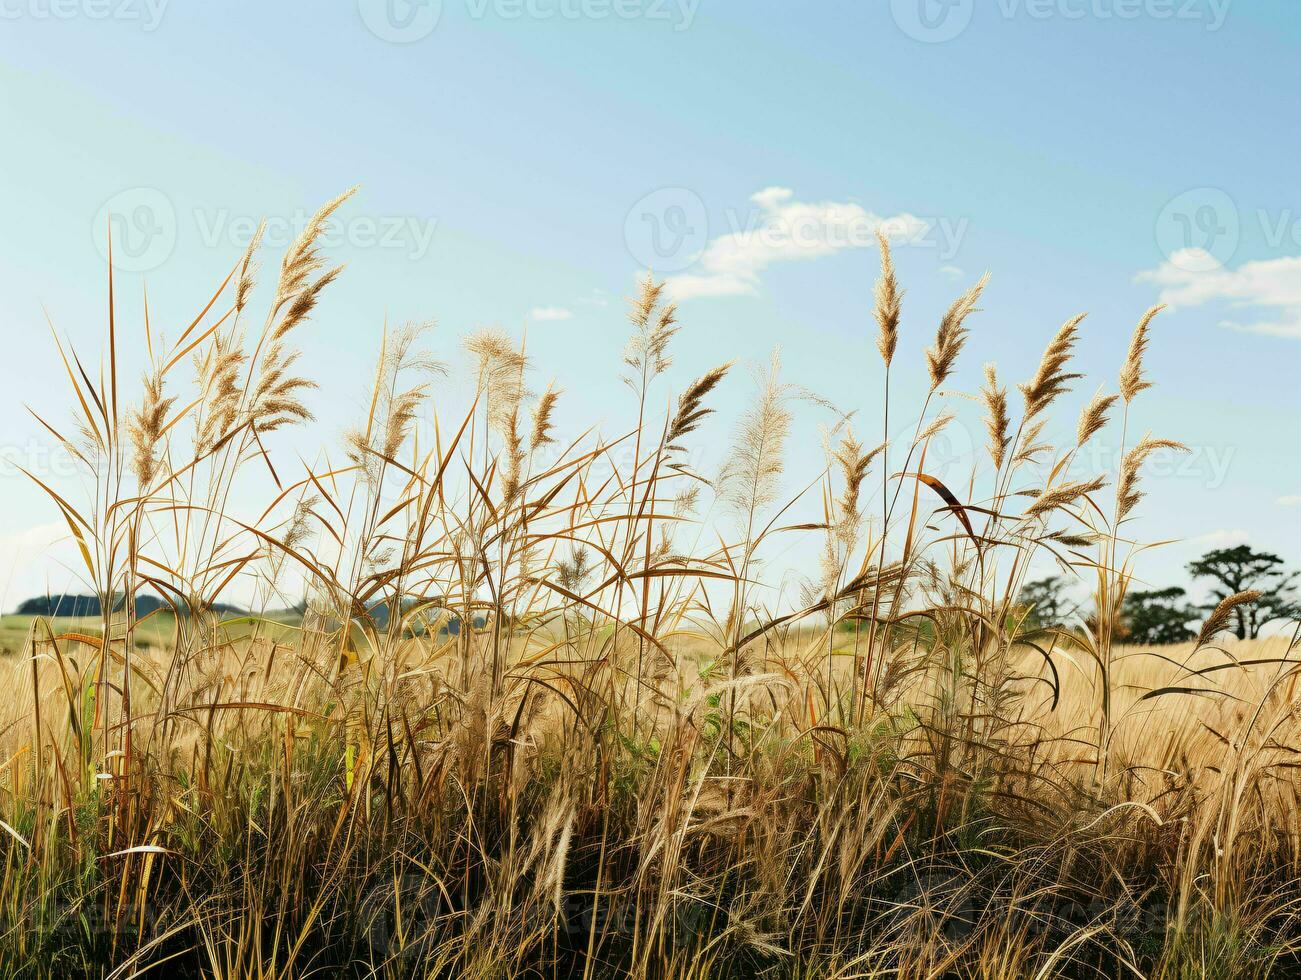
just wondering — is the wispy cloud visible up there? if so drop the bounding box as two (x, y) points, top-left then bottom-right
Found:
(0, 522), (78, 612)
(1277, 494), (1301, 507)
(1189, 527), (1251, 548)
(529, 306), (573, 322)
(665, 187), (939, 301)
(1136, 249), (1301, 338)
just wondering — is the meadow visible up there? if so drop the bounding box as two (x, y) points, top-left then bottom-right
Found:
(2, 189), (1298, 979)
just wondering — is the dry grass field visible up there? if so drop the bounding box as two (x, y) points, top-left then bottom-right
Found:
(2, 190), (1298, 978)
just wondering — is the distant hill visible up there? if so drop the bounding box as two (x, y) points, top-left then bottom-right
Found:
(13, 594), (244, 617)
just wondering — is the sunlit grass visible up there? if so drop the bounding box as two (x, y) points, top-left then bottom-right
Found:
(1, 193), (1296, 979)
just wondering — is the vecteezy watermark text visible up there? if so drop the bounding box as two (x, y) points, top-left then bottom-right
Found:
(93, 188), (439, 273)
(624, 186), (969, 275)
(0, 0), (168, 30)
(891, 0), (1230, 43)
(192, 208), (438, 258)
(358, 0), (700, 43)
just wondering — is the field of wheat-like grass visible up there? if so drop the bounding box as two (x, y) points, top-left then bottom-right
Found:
(3, 189), (1298, 979)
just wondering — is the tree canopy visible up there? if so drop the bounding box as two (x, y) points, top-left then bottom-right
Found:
(1187, 545), (1300, 640)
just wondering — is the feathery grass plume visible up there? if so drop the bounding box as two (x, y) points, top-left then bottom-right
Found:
(501, 406), (525, 505)
(250, 348), (317, 433)
(1196, 590), (1263, 647)
(918, 411), (954, 444)
(485, 340), (545, 505)
(464, 328), (527, 433)
(267, 188), (355, 339)
(249, 191), (356, 434)
(1025, 474), (1107, 517)
(264, 493), (318, 587)
(350, 322), (441, 474)
(925, 272), (989, 390)
(281, 494), (317, 551)
(344, 427), (377, 485)
(873, 229), (902, 367)
(127, 367), (175, 487)
(381, 324), (444, 456)
(1012, 417), (1051, 464)
(464, 327), (529, 502)
(556, 545), (592, 594)
(673, 483), (700, 515)
(832, 430), (883, 546)
(623, 273), (678, 385)
(1119, 304), (1164, 402)
(980, 363), (1010, 471)
(382, 386), (427, 459)
(667, 362), (732, 451)
(1116, 433), (1188, 521)
(1019, 314), (1085, 421)
(832, 430), (871, 513)
(1076, 389), (1118, 447)
(194, 335), (245, 454)
(720, 350), (792, 518)
(384, 319), (445, 378)
(529, 384), (560, 451)
(234, 221), (265, 318)
(1044, 528), (1100, 548)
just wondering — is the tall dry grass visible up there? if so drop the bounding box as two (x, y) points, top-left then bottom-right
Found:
(2, 192), (1299, 979)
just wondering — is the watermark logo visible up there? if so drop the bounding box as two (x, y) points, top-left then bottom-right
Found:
(358, 0), (442, 43)
(93, 187), (177, 273)
(624, 187), (709, 274)
(1155, 186), (1239, 272)
(891, 0), (974, 43)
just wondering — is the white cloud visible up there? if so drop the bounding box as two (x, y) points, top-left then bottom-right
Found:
(1136, 250), (1301, 338)
(1189, 528), (1250, 548)
(940, 265), (964, 279)
(666, 187), (933, 301)
(1277, 495), (1301, 507)
(529, 306), (573, 322)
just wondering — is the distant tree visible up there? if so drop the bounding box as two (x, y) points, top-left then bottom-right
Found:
(1121, 586), (1198, 645)
(1187, 545), (1300, 640)
(1016, 576), (1077, 631)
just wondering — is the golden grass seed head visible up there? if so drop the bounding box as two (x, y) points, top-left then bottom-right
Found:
(1019, 313), (1085, 421)
(1197, 589), (1263, 647)
(873, 229), (902, 368)
(981, 362), (1010, 472)
(1076, 389), (1118, 447)
(1116, 433), (1188, 521)
(925, 272), (989, 391)
(1120, 304), (1164, 403)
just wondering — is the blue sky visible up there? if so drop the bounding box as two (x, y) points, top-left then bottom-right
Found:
(0, 0), (1298, 606)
